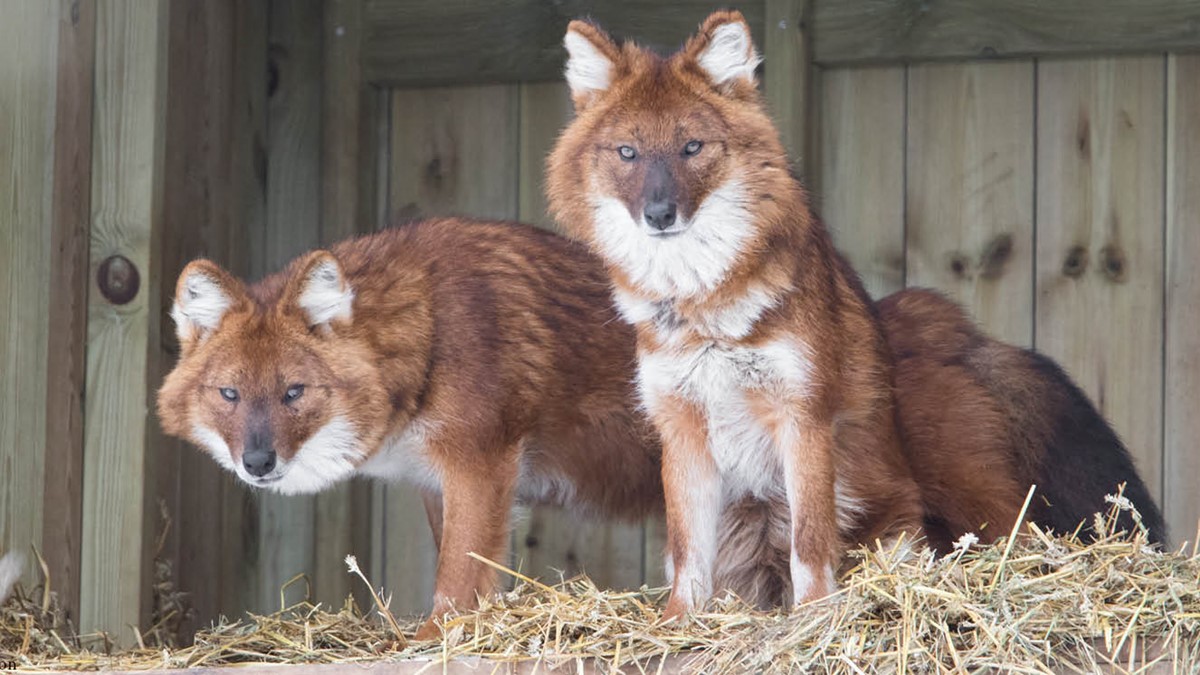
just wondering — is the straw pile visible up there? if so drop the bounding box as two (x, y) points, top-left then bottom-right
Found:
(2, 493), (1197, 673)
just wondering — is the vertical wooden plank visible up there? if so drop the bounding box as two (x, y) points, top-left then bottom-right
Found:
(906, 62), (1035, 346)
(512, 81), (647, 590)
(315, 0), (374, 610)
(219, 0), (269, 622)
(251, 0), (324, 614)
(763, 0), (813, 174)
(80, 0), (168, 641)
(382, 84), (518, 613)
(43, 0), (96, 625)
(0, 0), (59, 596)
(1165, 54), (1200, 545)
(517, 82), (571, 231)
(1035, 57), (1166, 511)
(388, 85), (519, 222)
(159, 0), (274, 636)
(368, 90), (392, 593)
(819, 66), (906, 299)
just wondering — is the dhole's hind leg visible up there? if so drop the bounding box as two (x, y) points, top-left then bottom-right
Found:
(415, 448), (517, 640)
(657, 399), (721, 622)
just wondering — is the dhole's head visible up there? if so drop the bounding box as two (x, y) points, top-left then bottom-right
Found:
(547, 11), (797, 299)
(157, 253), (389, 494)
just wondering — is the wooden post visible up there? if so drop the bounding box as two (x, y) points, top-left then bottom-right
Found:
(763, 0), (813, 175)
(1165, 54), (1200, 545)
(43, 0), (97, 625)
(315, 0), (377, 611)
(250, 0), (324, 614)
(80, 0), (169, 642)
(0, 0), (61, 602)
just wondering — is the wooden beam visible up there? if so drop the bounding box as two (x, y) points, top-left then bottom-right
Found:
(763, 0), (813, 174)
(80, 0), (169, 642)
(0, 0), (60, 602)
(359, 0), (1200, 85)
(250, 0), (324, 615)
(42, 0), (96, 626)
(362, 0), (766, 87)
(814, 0), (1200, 66)
(1165, 54), (1200, 546)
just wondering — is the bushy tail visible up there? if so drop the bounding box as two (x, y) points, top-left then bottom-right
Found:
(0, 551), (25, 605)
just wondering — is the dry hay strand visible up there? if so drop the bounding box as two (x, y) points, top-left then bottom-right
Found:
(3, 491), (1198, 673)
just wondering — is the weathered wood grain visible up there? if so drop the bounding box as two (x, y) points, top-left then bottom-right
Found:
(363, 0), (766, 87)
(1034, 57), (1166, 511)
(251, 0), (324, 615)
(0, 0), (58, 602)
(218, 0), (269, 623)
(315, 0), (376, 612)
(1165, 54), (1200, 546)
(80, 0), (169, 641)
(763, 0), (813, 173)
(517, 82), (571, 231)
(43, 0), (96, 625)
(815, 0), (1200, 65)
(905, 62), (1035, 346)
(388, 85), (519, 222)
(818, 66), (906, 299)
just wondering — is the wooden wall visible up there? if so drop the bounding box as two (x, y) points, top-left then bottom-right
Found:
(1, 0), (1199, 644)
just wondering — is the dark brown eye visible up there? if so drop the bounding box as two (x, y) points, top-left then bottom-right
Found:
(219, 387), (239, 402)
(283, 385), (305, 403)
(618, 145), (637, 161)
(683, 140), (703, 156)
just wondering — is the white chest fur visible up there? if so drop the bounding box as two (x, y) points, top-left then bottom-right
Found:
(637, 340), (812, 501)
(355, 417), (443, 493)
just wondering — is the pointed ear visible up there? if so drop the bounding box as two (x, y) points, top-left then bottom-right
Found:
(171, 260), (245, 349)
(288, 251), (354, 330)
(563, 19), (621, 110)
(685, 11), (760, 93)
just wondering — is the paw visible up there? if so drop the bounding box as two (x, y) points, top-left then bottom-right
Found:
(661, 596), (690, 624)
(413, 618), (443, 641)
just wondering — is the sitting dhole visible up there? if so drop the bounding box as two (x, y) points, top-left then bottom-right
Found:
(548, 10), (927, 619)
(545, 10), (1166, 619)
(156, 219), (663, 638)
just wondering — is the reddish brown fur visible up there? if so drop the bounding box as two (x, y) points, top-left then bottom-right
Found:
(547, 11), (925, 617)
(157, 219), (662, 637)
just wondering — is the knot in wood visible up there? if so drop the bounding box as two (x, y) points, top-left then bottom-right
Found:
(979, 233), (1013, 279)
(97, 254), (140, 305)
(1100, 244), (1128, 283)
(1062, 246), (1089, 278)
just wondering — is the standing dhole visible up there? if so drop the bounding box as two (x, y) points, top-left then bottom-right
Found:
(156, 219), (664, 638)
(548, 10), (927, 618)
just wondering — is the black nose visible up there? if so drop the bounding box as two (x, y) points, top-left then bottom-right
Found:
(243, 450), (276, 477)
(644, 200), (677, 230)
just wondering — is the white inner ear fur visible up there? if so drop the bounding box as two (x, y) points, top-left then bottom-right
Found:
(171, 270), (232, 341)
(564, 30), (614, 99)
(698, 21), (760, 87)
(299, 259), (354, 327)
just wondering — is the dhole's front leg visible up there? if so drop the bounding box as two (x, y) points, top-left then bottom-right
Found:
(777, 416), (838, 606)
(415, 452), (517, 640)
(656, 398), (721, 622)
